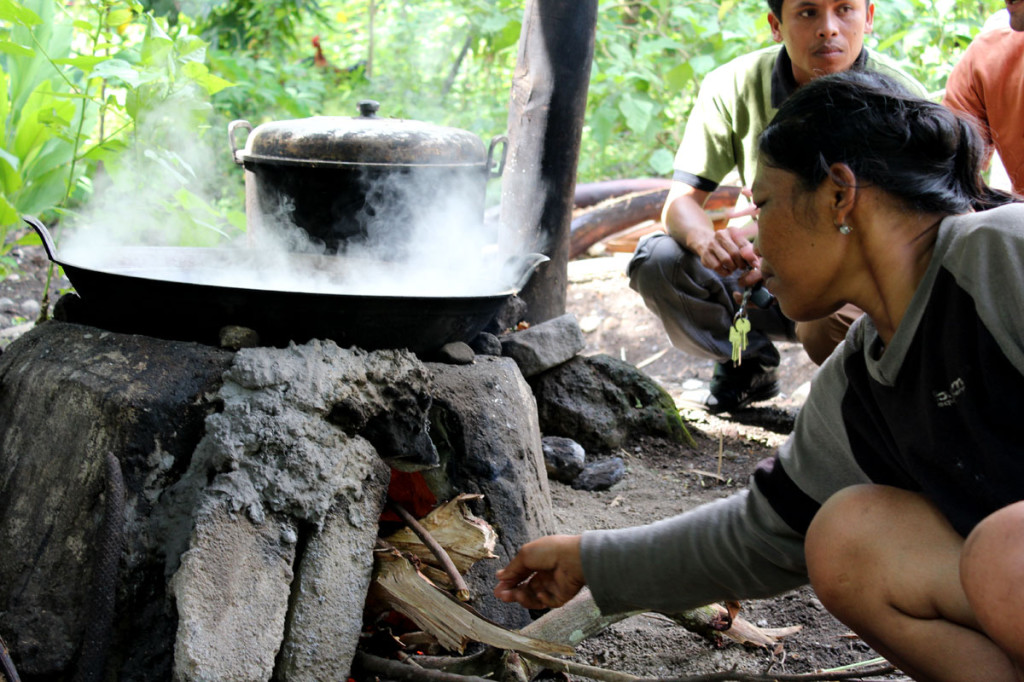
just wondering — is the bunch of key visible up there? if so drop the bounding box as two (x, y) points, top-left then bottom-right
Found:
(729, 287), (753, 366)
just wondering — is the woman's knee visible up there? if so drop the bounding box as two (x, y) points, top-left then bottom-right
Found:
(805, 485), (888, 604)
(961, 501), (1024, 656)
(806, 485), (943, 611)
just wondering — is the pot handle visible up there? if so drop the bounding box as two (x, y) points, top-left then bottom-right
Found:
(487, 134), (508, 179)
(504, 252), (549, 291)
(228, 120), (252, 166)
(23, 215), (58, 263)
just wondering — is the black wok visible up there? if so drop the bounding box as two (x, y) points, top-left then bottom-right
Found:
(26, 217), (546, 354)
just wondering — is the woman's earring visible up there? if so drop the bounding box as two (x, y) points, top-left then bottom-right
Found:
(838, 223), (852, 235)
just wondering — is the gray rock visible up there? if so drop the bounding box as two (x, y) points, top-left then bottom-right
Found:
(469, 331), (502, 356)
(218, 324), (260, 350)
(278, 456), (390, 681)
(541, 436), (586, 483)
(435, 341), (475, 365)
(19, 299), (40, 318)
(572, 457), (626, 491)
(427, 356), (555, 628)
(500, 313), (585, 378)
(170, 504), (296, 682)
(0, 297), (14, 312)
(530, 354), (694, 452)
(483, 295), (528, 335)
(0, 322), (234, 679)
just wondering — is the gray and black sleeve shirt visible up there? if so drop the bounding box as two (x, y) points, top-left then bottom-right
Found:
(582, 203), (1024, 616)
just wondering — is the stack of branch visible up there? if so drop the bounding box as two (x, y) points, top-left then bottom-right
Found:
(365, 493), (810, 682)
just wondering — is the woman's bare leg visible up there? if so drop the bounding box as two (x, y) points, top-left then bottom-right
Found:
(961, 500), (1024, 678)
(804, 484), (1018, 682)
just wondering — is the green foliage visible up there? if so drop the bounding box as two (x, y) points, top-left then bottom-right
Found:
(870, 0), (996, 97)
(0, 0), (241, 274)
(0, 0), (1004, 277)
(190, 0), (331, 55)
(0, 0), (88, 272)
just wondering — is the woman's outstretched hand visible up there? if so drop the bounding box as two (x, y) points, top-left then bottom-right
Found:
(493, 534), (585, 609)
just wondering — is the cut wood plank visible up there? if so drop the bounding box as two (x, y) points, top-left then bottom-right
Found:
(372, 550), (574, 656)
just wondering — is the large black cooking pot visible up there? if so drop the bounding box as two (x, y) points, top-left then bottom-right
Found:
(230, 101), (507, 255)
(26, 217), (545, 353)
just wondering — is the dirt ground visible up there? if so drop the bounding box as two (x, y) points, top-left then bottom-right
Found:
(0, 243), (903, 680)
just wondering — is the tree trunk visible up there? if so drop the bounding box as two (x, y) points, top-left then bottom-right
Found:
(499, 0), (598, 324)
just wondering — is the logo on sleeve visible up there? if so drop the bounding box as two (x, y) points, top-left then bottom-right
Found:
(933, 377), (966, 408)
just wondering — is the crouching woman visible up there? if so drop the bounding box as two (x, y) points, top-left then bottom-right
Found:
(495, 70), (1024, 682)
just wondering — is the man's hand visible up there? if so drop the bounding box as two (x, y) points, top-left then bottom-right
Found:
(695, 222), (760, 276)
(662, 182), (760, 277)
(493, 535), (585, 609)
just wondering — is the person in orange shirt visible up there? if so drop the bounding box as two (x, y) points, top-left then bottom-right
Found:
(943, 0), (1024, 195)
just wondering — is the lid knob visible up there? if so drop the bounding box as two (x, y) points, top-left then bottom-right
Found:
(357, 100), (380, 118)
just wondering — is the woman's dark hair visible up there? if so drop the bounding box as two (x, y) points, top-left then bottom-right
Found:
(758, 70), (1019, 213)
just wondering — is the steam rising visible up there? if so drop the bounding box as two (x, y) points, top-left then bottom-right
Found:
(61, 106), (539, 299)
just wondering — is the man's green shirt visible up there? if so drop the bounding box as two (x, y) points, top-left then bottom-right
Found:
(673, 45), (927, 191)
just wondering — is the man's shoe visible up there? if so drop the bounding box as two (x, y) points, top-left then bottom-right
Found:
(704, 361), (780, 414)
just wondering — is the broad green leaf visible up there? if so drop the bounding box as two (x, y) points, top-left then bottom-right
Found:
(0, 64), (8, 138)
(82, 138), (129, 162)
(0, 148), (19, 171)
(491, 19), (521, 52)
(182, 61), (234, 95)
(10, 164), (70, 216)
(0, 0), (42, 27)
(48, 92), (91, 100)
(648, 148), (675, 175)
(0, 41), (35, 58)
(480, 13), (512, 33)
(141, 34), (174, 66)
(688, 54), (717, 76)
(13, 85), (58, 161)
(665, 62), (694, 92)
(0, 161), (23, 195)
(226, 209), (247, 231)
(52, 56), (109, 74)
(0, 194), (18, 227)
(173, 187), (219, 216)
(875, 28), (910, 52)
(175, 34), (208, 63)
(23, 135), (77, 182)
(92, 59), (143, 87)
(106, 9), (135, 28)
(636, 37), (679, 58)
(587, 105), (619, 148)
(618, 95), (655, 134)
(16, 230), (41, 246)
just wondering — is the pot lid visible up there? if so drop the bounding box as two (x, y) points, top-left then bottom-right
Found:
(236, 100), (489, 168)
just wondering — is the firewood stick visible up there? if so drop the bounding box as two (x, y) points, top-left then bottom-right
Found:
(354, 650), (494, 682)
(517, 589), (801, 679)
(521, 588), (637, 645)
(517, 650), (898, 682)
(388, 501), (472, 601)
(1, 634), (21, 682)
